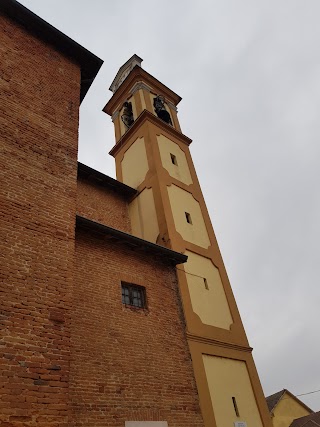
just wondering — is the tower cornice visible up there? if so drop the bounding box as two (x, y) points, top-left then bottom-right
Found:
(186, 333), (253, 353)
(109, 109), (192, 157)
(103, 66), (182, 116)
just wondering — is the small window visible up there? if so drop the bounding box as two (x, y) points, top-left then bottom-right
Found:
(232, 396), (240, 417)
(121, 282), (146, 309)
(170, 153), (178, 166)
(203, 277), (209, 290)
(185, 212), (192, 224)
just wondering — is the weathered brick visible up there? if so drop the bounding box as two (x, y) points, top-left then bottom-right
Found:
(70, 230), (204, 427)
(0, 12), (80, 426)
(1, 6), (204, 427)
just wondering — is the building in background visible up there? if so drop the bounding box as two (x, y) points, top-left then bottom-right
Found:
(1, 1), (272, 426)
(266, 389), (314, 427)
(290, 411), (320, 427)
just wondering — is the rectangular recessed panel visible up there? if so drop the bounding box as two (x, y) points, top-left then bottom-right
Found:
(203, 355), (263, 427)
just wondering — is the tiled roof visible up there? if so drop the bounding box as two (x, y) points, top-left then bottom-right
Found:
(266, 389), (313, 415)
(290, 412), (320, 427)
(266, 389), (286, 412)
(77, 162), (137, 198)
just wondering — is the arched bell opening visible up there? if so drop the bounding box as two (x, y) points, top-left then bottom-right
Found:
(153, 95), (172, 125)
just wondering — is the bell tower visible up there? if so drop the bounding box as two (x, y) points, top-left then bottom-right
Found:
(104, 55), (272, 427)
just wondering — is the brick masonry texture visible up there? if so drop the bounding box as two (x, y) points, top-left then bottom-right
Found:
(0, 15), (81, 426)
(0, 11), (204, 427)
(72, 229), (204, 427)
(77, 177), (132, 233)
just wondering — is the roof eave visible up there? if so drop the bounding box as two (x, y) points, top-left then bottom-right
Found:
(76, 215), (188, 265)
(77, 162), (137, 198)
(109, 109), (192, 158)
(0, 0), (103, 103)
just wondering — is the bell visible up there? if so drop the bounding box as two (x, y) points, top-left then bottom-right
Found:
(158, 109), (172, 125)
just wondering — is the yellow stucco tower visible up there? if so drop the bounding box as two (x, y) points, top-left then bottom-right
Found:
(104, 55), (272, 427)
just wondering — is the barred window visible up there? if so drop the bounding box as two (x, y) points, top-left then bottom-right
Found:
(121, 282), (146, 309)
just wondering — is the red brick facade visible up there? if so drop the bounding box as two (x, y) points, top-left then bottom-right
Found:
(0, 12), (81, 427)
(0, 6), (204, 427)
(71, 228), (203, 427)
(77, 176), (132, 233)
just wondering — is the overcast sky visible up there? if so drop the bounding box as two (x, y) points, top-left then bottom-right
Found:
(19, 0), (320, 410)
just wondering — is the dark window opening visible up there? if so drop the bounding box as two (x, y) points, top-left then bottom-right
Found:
(185, 212), (192, 224)
(170, 153), (178, 165)
(232, 396), (240, 417)
(203, 277), (209, 290)
(121, 282), (146, 309)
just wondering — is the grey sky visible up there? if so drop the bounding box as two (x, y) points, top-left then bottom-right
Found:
(18, 0), (320, 410)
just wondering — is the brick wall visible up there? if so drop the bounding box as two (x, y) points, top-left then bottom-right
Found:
(0, 15), (81, 426)
(77, 177), (131, 233)
(71, 228), (204, 427)
(0, 11), (204, 427)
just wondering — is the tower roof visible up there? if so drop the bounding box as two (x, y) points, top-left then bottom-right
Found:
(104, 62), (182, 116)
(109, 54), (143, 93)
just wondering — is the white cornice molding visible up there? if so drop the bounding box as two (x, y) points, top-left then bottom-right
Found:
(109, 54), (143, 93)
(129, 81), (152, 95)
(167, 100), (178, 112)
(111, 110), (119, 121)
